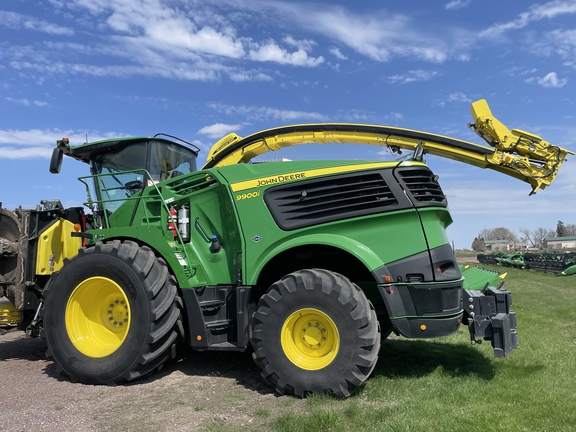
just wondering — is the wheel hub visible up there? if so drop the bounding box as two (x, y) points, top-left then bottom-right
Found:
(65, 276), (131, 358)
(302, 321), (328, 348)
(106, 298), (129, 329)
(281, 308), (339, 370)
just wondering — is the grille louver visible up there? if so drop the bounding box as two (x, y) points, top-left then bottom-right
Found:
(397, 168), (446, 206)
(265, 172), (398, 230)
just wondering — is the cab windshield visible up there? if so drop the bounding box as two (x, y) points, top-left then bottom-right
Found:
(91, 139), (197, 215)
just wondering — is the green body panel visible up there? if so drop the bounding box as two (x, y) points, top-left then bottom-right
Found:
(237, 208), (428, 285)
(416, 207), (453, 249)
(89, 170), (243, 288)
(215, 160), (441, 286)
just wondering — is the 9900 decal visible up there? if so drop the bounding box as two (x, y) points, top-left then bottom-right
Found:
(236, 191), (261, 201)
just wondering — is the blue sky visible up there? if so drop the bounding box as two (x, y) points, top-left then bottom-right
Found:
(1, 0), (575, 249)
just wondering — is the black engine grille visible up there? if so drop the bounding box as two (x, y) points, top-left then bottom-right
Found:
(397, 167), (446, 206)
(265, 172), (400, 230)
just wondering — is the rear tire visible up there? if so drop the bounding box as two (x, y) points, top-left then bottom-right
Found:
(41, 240), (183, 384)
(250, 269), (380, 398)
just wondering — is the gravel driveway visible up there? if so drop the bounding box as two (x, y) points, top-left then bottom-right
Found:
(0, 329), (303, 432)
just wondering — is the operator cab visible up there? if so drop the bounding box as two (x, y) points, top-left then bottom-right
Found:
(91, 137), (199, 223)
(50, 134), (200, 226)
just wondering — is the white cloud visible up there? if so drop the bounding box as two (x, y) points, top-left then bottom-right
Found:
(305, 8), (450, 62)
(198, 123), (243, 139)
(248, 42), (324, 67)
(329, 47), (347, 60)
(447, 92), (472, 103)
(388, 69), (439, 84)
(131, 19), (246, 59)
(7, 0), (333, 87)
(532, 29), (576, 60)
(0, 146), (54, 159)
(207, 102), (329, 122)
(5, 97), (31, 106)
(229, 71), (273, 82)
(47, 0), (327, 68)
(445, 0), (472, 10)
(479, 0), (576, 40)
(282, 36), (317, 52)
(530, 0), (576, 19)
(220, 1), (455, 63)
(527, 72), (568, 88)
(0, 10), (74, 35)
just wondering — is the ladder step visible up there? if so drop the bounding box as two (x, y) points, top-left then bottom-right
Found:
(199, 300), (225, 310)
(205, 319), (231, 329)
(208, 342), (245, 352)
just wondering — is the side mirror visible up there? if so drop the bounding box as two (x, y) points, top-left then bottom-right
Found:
(49, 148), (63, 174)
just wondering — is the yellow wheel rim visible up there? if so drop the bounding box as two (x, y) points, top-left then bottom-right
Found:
(281, 308), (340, 370)
(65, 276), (131, 358)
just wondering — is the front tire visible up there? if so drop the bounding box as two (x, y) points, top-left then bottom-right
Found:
(250, 269), (380, 398)
(41, 240), (183, 384)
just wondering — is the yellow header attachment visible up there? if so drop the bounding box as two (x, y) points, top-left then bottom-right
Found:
(469, 99), (574, 194)
(203, 100), (573, 194)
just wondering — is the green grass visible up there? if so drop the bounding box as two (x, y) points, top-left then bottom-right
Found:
(256, 408), (271, 418)
(272, 266), (576, 432)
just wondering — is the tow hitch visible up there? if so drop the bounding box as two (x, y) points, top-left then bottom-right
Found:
(464, 286), (518, 358)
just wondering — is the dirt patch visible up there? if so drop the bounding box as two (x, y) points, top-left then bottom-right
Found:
(456, 255), (478, 264)
(0, 330), (304, 432)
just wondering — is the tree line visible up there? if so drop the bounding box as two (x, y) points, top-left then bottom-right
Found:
(471, 220), (576, 251)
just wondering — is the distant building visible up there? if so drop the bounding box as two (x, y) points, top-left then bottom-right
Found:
(485, 239), (512, 251)
(483, 239), (528, 252)
(543, 236), (576, 249)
